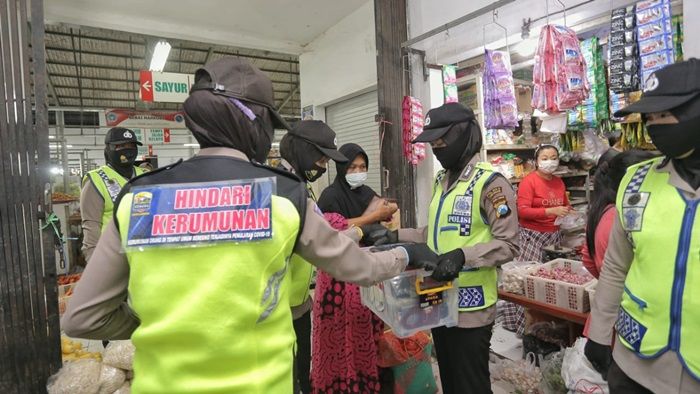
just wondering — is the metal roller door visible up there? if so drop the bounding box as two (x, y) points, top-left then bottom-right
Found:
(325, 91), (381, 193)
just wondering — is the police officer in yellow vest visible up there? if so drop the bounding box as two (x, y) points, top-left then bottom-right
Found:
(587, 59), (700, 393)
(366, 102), (520, 393)
(278, 120), (349, 394)
(80, 127), (145, 262)
(62, 57), (438, 394)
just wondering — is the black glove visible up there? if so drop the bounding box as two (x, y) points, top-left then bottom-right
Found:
(584, 339), (612, 380)
(400, 243), (438, 271)
(431, 249), (465, 282)
(360, 224), (398, 246)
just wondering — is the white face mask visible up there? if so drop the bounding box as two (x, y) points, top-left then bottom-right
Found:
(538, 159), (559, 174)
(346, 172), (368, 189)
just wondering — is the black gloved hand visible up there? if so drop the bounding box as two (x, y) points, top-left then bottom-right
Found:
(584, 339), (612, 381)
(360, 224), (398, 246)
(400, 243), (438, 271)
(431, 249), (465, 282)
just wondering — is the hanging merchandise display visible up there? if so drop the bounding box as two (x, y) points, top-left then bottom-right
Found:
(442, 65), (459, 103)
(568, 37), (608, 129)
(532, 25), (590, 113)
(483, 49), (518, 129)
(609, 5), (639, 93)
(636, 0), (675, 84)
(402, 96), (427, 165)
(672, 15), (683, 61)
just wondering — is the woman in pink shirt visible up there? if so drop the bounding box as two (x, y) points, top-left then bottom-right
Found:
(517, 145), (572, 262)
(582, 149), (655, 336)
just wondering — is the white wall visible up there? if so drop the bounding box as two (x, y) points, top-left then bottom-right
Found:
(299, 0), (377, 195)
(299, 1), (377, 110)
(684, 0), (700, 59)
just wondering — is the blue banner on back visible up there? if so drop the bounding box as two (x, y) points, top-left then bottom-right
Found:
(126, 177), (276, 248)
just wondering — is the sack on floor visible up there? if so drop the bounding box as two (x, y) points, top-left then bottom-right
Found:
(492, 352), (542, 393)
(561, 337), (609, 393)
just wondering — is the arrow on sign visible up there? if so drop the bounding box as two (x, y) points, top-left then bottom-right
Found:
(139, 70), (154, 102)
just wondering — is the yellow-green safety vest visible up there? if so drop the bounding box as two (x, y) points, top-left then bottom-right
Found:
(83, 165), (144, 230)
(116, 186), (301, 393)
(615, 156), (700, 379)
(428, 162), (498, 312)
(288, 183), (316, 308)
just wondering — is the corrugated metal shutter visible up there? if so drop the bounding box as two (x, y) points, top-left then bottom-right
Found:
(326, 91), (381, 193)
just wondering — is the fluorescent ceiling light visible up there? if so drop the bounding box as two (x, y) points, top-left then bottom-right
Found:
(149, 41), (172, 72)
(49, 135), (55, 139)
(183, 143), (200, 147)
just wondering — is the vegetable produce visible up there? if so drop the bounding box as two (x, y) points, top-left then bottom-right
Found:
(533, 266), (593, 285)
(61, 337), (102, 362)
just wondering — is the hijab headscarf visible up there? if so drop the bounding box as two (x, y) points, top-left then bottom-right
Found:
(317, 143), (377, 218)
(183, 90), (274, 162)
(279, 133), (325, 182)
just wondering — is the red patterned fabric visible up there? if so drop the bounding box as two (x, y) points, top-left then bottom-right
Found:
(311, 213), (384, 394)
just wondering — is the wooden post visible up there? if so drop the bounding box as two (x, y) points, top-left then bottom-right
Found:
(374, 0), (416, 227)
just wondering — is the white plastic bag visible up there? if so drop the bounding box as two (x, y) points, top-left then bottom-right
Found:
(561, 338), (609, 393)
(113, 380), (131, 394)
(102, 340), (135, 370)
(47, 359), (102, 394)
(97, 364), (126, 394)
(492, 352), (542, 393)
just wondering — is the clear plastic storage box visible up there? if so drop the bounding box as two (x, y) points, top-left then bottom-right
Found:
(361, 268), (458, 338)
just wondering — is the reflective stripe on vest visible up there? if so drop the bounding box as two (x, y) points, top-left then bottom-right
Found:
(615, 157), (700, 379)
(116, 187), (301, 393)
(428, 163), (497, 312)
(84, 165), (144, 231)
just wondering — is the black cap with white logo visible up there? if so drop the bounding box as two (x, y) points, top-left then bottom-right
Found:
(290, 120), (348, 162)
(615, 58), (700, 117)
(412, 102), (476, 143)
(104, 127), (143, 146)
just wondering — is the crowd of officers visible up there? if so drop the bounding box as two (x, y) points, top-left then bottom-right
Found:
(63, 57), (700, 394)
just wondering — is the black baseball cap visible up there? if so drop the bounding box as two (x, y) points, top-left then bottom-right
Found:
(104, 127), (142, 146)
(290, 120), (348, 162)
(412, 102), (476, 143)
(615, 58), (700, 117)
(189, 57), (291, 130)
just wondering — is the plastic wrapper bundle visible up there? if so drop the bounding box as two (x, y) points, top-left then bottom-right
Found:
(442, 65), (458, 103)
(98, 365), (127, 394)
(569, 38), (608, 129)
(483, 49), (518, 129)
(402, 96), (426, 165)
(532, 25), (589, 113)
(102, 340), (135, 371)
(47, 359), (102, 394)
(636, 0), (675, 84)
(609, 6), (640, 93)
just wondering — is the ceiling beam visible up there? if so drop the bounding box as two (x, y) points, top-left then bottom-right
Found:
(46, 59), (299, 76)
(47, 72), (298, 86)
(277, 85), (300, 112)
(47, 74), (61, 106)
(45, 29), (299, 64)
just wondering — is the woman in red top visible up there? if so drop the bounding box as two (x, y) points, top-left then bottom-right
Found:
(517, 145), (571, 262)
(581, 149), (655, 336)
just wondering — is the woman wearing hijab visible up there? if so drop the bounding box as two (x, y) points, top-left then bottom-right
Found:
(311, 143), (397, 394)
